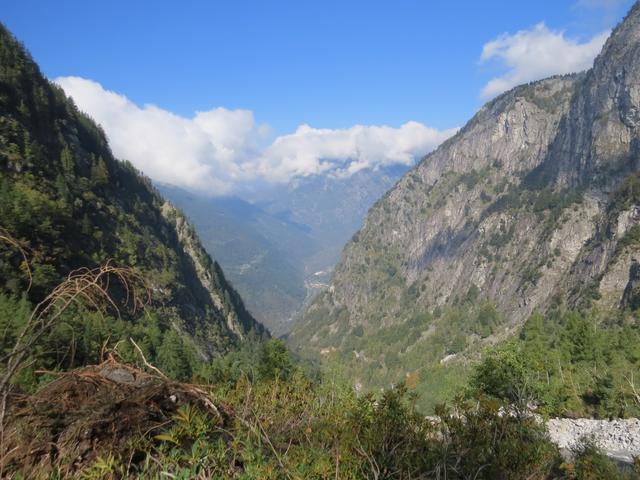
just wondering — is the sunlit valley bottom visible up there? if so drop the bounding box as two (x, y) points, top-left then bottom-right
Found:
(4, 4), (640, 478)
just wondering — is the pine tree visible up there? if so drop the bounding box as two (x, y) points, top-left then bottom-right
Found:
(157, 330), (192, 380)
(60, 144), (74, 176)
(54, 174), (71, 205)
(90, 155), (109, 185)
(81, 213), (91, 236)
(23, 130), (34, 163)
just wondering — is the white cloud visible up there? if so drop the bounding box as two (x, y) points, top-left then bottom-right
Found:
(55, 76), (266, 194)
(252, 122), (457, 183)
(55, 76), (455, 193)
(479, 23), (609, 98)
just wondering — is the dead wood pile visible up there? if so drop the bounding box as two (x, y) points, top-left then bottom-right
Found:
(1, 358), (223, 477)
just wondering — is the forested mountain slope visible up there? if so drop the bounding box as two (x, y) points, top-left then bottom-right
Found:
(0, 23), (265, 370)
(291, 2), (640, 404)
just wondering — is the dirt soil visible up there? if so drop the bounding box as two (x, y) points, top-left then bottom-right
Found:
(0, 358), (222, 478)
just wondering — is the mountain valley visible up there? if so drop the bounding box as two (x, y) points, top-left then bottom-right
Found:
(161, 165), (409, 335)
(2, 2), (640, 477)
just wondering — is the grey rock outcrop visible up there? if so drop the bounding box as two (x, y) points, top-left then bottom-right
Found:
(547, 418), (640, 464)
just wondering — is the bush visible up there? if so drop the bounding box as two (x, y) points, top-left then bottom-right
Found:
(471, 345), (534, 405)
(564, 442), (632, 480)
(434, 398), (560, 479)
(472, 311), (640, 418)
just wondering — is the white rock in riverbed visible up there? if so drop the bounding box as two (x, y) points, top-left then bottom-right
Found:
(547, 418), (640, 464)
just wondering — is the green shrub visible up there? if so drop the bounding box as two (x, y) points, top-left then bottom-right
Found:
(567, 442), (631, 480)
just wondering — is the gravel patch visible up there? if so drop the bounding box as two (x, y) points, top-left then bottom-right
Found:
(547, 418), (640, 463)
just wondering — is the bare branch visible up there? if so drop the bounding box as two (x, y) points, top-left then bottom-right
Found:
(129, 337), (168, 379)
(625, 372), (640, 407)
(0, 261), (151, 439)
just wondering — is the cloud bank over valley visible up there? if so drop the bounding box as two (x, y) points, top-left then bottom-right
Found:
(56, 76), (455, 194)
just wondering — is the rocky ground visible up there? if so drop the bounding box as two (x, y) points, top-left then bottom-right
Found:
(547, 418), (640, 464)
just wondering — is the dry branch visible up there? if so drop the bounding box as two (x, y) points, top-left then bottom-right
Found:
(0, 261), (151, 436)
(130, 337), (168, 379)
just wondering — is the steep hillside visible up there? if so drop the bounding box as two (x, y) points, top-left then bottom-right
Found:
(291, 3), (640, 405)
(160, 186), (312, 335)
(0, 24), (265, 363)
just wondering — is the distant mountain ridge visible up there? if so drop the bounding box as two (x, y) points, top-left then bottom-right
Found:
(291, 2), (640, 403)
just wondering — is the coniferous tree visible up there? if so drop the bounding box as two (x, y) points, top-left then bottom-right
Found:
(80, 213), (92, 236)
(60, 144), (74, 176)
(157, 330), (192, 380)
(54, 174), (69, 202)
(90, 155), (109, 185)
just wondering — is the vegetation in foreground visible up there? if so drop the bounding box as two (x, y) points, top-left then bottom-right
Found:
(1, 318), (639, 479)
(3, 337), (638, 480)
(472, 309), (640, 419)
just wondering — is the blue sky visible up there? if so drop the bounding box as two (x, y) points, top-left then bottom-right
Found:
(4, 0), (633, 131)
(2, 0), (636, 193)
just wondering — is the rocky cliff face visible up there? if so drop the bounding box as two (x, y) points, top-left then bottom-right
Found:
(290, 3), (640, 398)
(160, 202), (261, 343)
